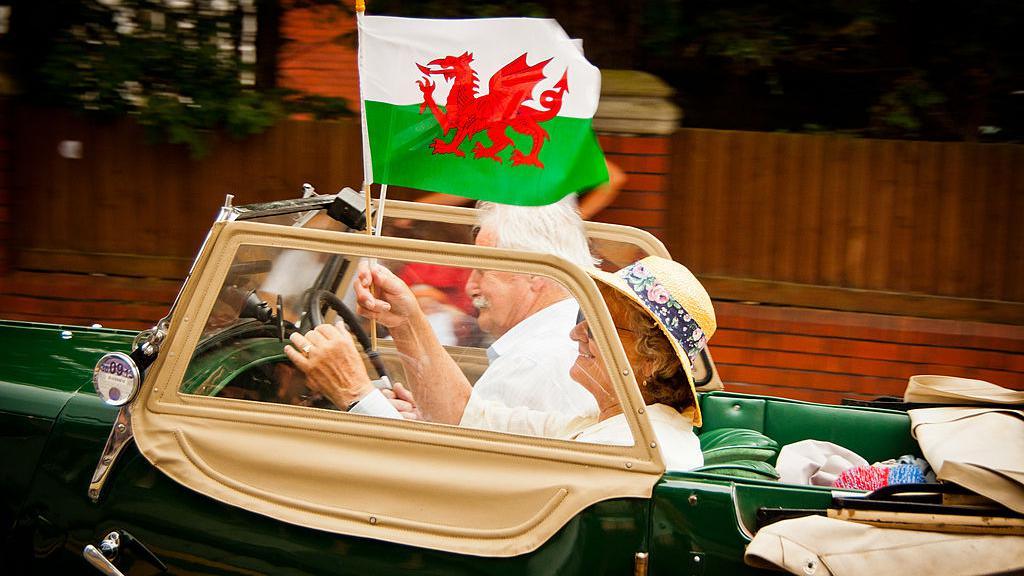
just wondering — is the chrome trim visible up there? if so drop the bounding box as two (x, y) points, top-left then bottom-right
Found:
(98, 531), (120, 558)
(216, 193), (238, 222)
(83, 534), (126, 576)
(731, 483), (756, 539)
(131, 319), (168, 359)
(231, 194), (336, 220)
(88, 406), (133, 502)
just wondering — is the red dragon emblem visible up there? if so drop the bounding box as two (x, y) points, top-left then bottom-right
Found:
(416, 52), (568, 168)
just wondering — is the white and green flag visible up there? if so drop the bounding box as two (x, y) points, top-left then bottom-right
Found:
(357, 15), (608, 205)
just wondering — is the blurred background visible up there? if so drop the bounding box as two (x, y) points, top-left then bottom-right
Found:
(0, 0), (1021, 402)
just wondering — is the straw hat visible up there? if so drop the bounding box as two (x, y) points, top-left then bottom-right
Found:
(589, 256), (716, 426)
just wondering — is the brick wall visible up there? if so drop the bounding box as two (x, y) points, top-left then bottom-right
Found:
(596, 134), (670, 238)
(279, 1), (360, 109)
(713, 302), (1024, 403)
(3, 107), (1021, 400)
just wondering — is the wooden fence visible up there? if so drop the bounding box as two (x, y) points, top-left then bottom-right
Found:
(12, 108), (363, 280)
(668, 129), (1024, 307)
(10, 109), (1024, 307)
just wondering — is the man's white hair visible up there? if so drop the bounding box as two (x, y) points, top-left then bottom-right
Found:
(476, 196), (598, 269)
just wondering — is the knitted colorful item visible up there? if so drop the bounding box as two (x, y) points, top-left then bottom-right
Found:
(887, 463), (927, 485)
(832, 463), (928, 490)
(832, 466), (890, 491)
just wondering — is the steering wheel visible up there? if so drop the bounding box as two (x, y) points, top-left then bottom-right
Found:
(307, 289), (389, 380)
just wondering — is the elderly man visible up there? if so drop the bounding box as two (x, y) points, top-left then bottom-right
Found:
(286, 199), (599, 437)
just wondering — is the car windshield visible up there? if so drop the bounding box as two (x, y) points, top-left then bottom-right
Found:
(179, 238), (643, 446)
(211, 200), (713, 389)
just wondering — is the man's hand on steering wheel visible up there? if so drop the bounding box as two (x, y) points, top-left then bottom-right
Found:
(285, 324), (375, 410)
(306, 287), (389, 380)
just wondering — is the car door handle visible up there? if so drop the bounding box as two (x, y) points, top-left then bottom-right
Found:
(83, 530), (167, 575)
(83, 538), (126, 576)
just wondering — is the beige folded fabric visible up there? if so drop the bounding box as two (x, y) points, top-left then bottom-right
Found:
(745, 515), (1024, 576)
(905, 375), (1024, 405)
(910, 407), (1024, 514)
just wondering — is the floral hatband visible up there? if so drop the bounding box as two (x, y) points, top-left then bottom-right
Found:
(618, 262), (708, 365)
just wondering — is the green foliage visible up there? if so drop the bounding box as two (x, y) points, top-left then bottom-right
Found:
(631, 0), (1022, 140)
(28, 0), (350, 156)
(869, 72), (947, 136)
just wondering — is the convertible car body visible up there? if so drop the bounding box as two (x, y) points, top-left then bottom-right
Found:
(0, 194), (922, 575)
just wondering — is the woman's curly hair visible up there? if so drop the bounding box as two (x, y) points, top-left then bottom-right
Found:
(614, 297), (695, 412)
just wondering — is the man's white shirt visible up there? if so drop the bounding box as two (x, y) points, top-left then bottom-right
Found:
(459, 298), (599, 436)
(350, 298), (599, 437)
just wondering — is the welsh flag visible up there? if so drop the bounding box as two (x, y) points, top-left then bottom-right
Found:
(357, 15), (608, 206)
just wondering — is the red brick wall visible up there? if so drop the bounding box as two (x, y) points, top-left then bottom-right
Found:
(596, 134), (670, 238)
(713, 302), (1024, 403)
(279, 1), (360, 107)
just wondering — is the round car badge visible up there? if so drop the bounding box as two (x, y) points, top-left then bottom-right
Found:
(93, 352), (141, 407)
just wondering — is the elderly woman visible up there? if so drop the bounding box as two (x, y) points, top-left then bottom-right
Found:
(569, 256), (716, 471)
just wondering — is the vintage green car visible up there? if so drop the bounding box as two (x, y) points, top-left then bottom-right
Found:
(0, 194), (922, 575)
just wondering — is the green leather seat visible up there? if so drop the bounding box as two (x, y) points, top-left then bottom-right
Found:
(694, 460), (780, 481)
(698, 391), (918, 465)
(694, 427), (782, 480)
(699, 428), (780, 465)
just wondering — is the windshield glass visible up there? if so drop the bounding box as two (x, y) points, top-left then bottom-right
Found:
(227, 200), (712, 389)
(180, 242), (641, 448)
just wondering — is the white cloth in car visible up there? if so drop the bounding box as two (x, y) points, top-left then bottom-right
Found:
(775, 440), (868, 486)
(349, 388), (403, 419)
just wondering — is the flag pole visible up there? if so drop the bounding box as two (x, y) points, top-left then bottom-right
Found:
(374, 185), (389, 234)
(362, 182), (377, 352)
(369, 184), (389, 351)
(356, 0), (379, 352)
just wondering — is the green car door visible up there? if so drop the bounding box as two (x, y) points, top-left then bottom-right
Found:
(23, 389), (652, 575)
